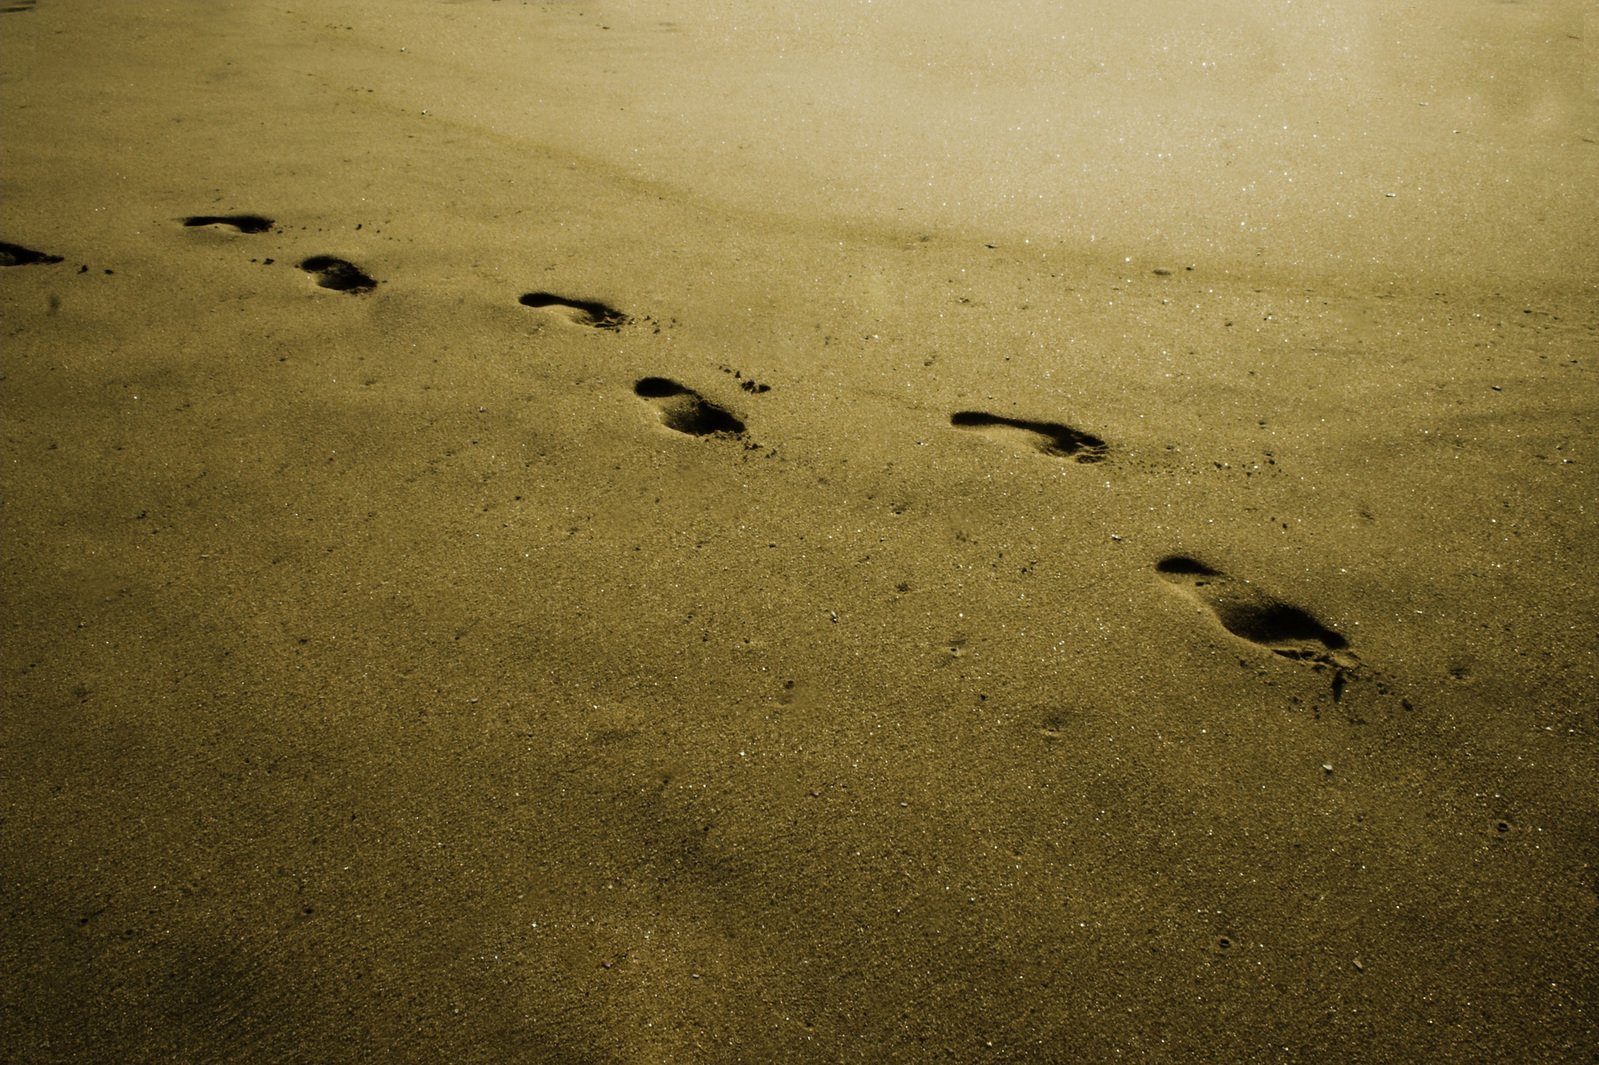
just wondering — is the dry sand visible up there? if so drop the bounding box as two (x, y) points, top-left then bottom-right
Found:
(2, 1), (1596, 1061)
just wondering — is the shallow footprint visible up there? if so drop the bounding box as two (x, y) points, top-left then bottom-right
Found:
(519, 292), (628, 331)
(951, 410), (1107, 462)
(634, 377), (745, 437)
(182, 214), (275, 234)
(1156, 555), (1358, 672)
(0, 241), (63, 266)
(299, 255), (376, 294)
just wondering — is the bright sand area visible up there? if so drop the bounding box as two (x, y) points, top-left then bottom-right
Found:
(2, 1), (1596, 1060)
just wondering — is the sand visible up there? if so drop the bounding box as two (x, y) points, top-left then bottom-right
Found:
(2, 1), (1595, 1061)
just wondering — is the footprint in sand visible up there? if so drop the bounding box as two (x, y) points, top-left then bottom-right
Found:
(951, 411), (1108, 463)
(1157, 555), (1359, 682)
(182, 214), (275, 234)
(299, 255), (377, 294)
(1, 1), (39, 12)
(633, 377), (745, 437)
(0, 241), (64, 266)
(519, 292), (628, 331)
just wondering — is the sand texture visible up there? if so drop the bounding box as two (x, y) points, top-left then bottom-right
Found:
(3, 1), (1597, 1061)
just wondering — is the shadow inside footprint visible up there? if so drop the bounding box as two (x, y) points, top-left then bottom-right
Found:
(634, 377), (745, 437)
(182, 214), (275, 234)
(0, 241), (64, 266)
(519, 292), (628, 331)
(951, 411), (1108, 462)
(299, 255), (376, 294)
(1157, 556), (1356, 672)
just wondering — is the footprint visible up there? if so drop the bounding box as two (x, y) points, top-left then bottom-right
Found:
(519, 292), (628, 331)
(0, 241), (64, 266)
(1156, 556), (1358, 674)
(1, 1), (39, 12)
(633, 377), (745, 437)
(299, 255), (376, 294)
(182, 214), (275, 234)
(951, 411), (1108, 462)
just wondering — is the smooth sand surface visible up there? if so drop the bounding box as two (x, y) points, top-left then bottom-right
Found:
(3, 1), (1596, 1061)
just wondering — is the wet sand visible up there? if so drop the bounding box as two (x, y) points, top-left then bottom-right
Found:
(2, 1), (1596, 1061)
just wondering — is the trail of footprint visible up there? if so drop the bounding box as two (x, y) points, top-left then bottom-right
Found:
(0, 241), (64, 266)
(519, 292), (628, 331)
(634, 377), (745, 437)
(182, 215), (275, 234)
(951, 411), (1108, 462)
(299, 255), (376, 294)
(1156, 555), (1359, 689)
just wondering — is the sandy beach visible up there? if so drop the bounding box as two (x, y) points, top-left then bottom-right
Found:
(2, 1), (1595, 1061)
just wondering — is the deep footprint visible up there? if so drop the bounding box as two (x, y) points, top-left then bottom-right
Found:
(299, 255), (376, 294)
(951, 411), (1108, 462)
(1157, 556), (1358, 674)
(0, 241), (64, 266)
(634, 377), (745, 437)
(182, 214), (275, 234)
(519, 292), (628, 331)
